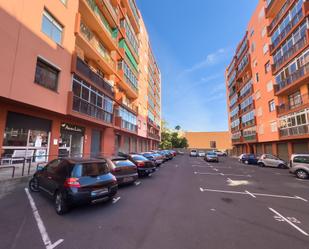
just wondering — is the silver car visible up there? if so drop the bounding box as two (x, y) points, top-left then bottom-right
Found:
(289, 154), (309, 179)
(257, 154), (287, 168)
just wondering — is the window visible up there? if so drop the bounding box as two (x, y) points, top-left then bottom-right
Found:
(270, 122), (277, 132)
(263, 44), (269, 54)
(293, 156), (309, 164)
(251, 42), (255, 52)
(46, 159), (62, 173)
(288, 91), (302, 108)
(255, 73), (259, 83)
(267, 81), (273, 92)
(210, 141), (216, 149)
(265, 61), (271, 73)
(42, 10), (63, 44)
(269, 100), (276, 112)
(261, 27), (267, 37)
(250, 28), (254, 37)
(34, 58), (59, 91)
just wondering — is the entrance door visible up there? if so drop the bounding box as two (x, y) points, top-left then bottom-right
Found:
(91, 129), (101, 157)
(71, 134), (83, 157)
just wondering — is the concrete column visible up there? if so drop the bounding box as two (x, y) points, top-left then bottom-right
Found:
(287, 142), (293, 159)
(0, 106), (7, 156)
(253, 144), (257, 155)
(272, 142), (278, 157)
(83, 127), (91, 156)
(49, 119), (61, 160)
(103, 128), (116, 156)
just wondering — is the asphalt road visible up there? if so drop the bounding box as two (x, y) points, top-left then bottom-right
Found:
(0, 155), (308, 249)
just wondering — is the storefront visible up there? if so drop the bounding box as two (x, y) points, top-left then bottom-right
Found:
(2, 112), (51, 162)
(58, 123), (85, 157)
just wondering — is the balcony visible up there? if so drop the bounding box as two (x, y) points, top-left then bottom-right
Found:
(74, 56), (114, 97)
(68, 92), (114, 126)
(277, 93), (309, 115)
(114, 116), (138, 133)
(266, 0), (288, 18)
(120, 19), (139, 60)
(122, 0), (140, 34)
(240, 103), (254, 115)
(102, 0), (119, 25)
(236, 54), (250, 80)
(243, 134), (257, 142)
(274, 61), (309, 95)
(80, 0), (118, 51)
(117, 60), (138, 99)
(280, 124), (309, 137)
(242, 119), (256, 129)
(272, 34), (307, 73)
(270, 9), (303, 51)
(77, 22), (116, 75)
(268, 0), (294, 35)
(148, 132), (161, 141)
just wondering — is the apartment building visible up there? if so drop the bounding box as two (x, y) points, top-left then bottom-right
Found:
(0, 0), (161, 161)
(226, 0), (309, 161)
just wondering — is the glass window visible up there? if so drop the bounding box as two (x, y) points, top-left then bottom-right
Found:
(269, 100), (276, 112)
(42, 10), (63, 44)
(293, 156), (309, 164)
(34, 58), (59, 91)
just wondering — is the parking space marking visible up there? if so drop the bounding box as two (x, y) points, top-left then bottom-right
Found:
(199, 187), (307, 202)
(245, 190), (256, 198)
(268, 208), (309, 236)
(134, 181), (141, 186)
(25, 188), (64, 249)
(295, 196), (308, 202)
(194, 172), (251, 178)
(112, 197), (121, 204)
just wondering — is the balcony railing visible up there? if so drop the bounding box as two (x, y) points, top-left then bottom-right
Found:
(121, 119), (138, 133)
(273, 35), (307, 72)
(72, 95), (113, 124)
(103, 0), (119, 23)
(148, 133), (160, 140)
(275, 61), (309, 93)
(243, 134), (257, 141)
(277, 94), (309, 114)
(240, 103), (254, 115)
(76, 57), (114, 96)
(242, 119), (255, 128)
(280, 124), (309, 137)
(271, 9), (303, 50)
(129, 0), (139, 25)
(80, 22), (115, 68)
(237, 54), (249, 75)
(268, 0), (293, 32)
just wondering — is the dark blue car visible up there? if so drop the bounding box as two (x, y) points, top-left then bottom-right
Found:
(241, 154), (259, 165)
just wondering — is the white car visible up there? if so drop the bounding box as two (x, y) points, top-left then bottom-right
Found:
(238, 154), (247, 162)
(190, 150), (198, 157)
(198, 151), (206, 157)
(214, 150), (227, 156)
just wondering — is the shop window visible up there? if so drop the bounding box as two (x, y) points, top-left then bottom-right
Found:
(34, 58), (59, 91)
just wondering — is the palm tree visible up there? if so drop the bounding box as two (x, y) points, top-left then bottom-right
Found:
(175, 125), (181, 131)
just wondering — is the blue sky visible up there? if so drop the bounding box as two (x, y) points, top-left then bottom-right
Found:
(136, 0), (258, 131)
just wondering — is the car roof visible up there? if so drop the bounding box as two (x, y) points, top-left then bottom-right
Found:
(62, 157), (107, 164)
(107, 156), (128, 161)
(291, 154), (309, 157)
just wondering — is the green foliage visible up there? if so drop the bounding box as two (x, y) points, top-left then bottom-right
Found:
(160, 123), (188, 149)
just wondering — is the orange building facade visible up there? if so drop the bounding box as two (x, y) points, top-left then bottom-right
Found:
(226, 0), (309, 161)
(0, 0), (161, 161)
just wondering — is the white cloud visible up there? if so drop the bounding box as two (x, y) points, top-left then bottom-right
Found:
(181, 48), (230, 75)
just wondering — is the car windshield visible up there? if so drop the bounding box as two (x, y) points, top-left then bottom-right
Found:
(72, 162), (109, 177)
(207, 152), (216, 155)
(131, 155), (148, 161)
(112, 159), (135, 167)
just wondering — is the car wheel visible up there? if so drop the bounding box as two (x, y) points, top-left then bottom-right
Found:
(54, 191), (69, 215)
(244, 160), (249, 165)
(29, 178), (40, 192)
(258, 162), (265, 167)
(278, 164), (286, 169)
(296, 170), (309, 179)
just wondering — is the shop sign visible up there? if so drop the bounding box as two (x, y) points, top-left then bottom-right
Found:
(35, 149), (47, 163)
(61, 123), (85, 133)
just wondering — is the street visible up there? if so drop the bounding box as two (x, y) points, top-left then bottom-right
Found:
(0, 155), (308, 249)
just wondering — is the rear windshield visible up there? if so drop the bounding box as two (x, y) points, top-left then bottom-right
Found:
(112, 159), (135, 167)
(191, 150), (197, 152)
(207, 152), (216, 155)
(293, 156), (309, 164)
(131, 155), (148, 161)
(72, 162), (109, 177)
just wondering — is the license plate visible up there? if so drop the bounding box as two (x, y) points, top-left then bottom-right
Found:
(91, 188), (108, 197)
(123, 177), (133, 183)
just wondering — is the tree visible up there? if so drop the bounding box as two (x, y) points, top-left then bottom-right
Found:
(175, 125), (181, 131)
(159, 121), (188, 149)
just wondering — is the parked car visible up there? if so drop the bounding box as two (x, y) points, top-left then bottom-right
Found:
(28, 158), (118, 215)
(141, 152), (163, 167)
(257, 154), (287, 168)
(213, 150), (227, 156)
(241, 154), (259, 165)
(204, 152), (219, 162)
(190, 150), (198, 157)
(105, 157), (138, 185)
(198, 151), (206, 157)
(128, 154), (156, 176)
(162, 150), (174, 160)
(238, 154), (247, 162)
(156, 151), (169, 162)
(289, 154), (309, 179)
(169, 150), (177, 157)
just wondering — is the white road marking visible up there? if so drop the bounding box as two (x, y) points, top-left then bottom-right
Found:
(295, 196), (308, 202)
(227, 179), (250, 186)
(213, 168), (219, 172)
(194, 172), (251, 177)
(268, 207), (309, 236)
(199, 187), (307, 202)
(192, 165), (214, 168)
(134, 181), (141, 186)
(24, 188), (64, 249)
(245, 190), (256, 198)
(112, 197), (121, 204)
(175, 164), (179, 168)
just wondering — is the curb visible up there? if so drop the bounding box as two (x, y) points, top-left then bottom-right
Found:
(0, 176), (31, 199)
